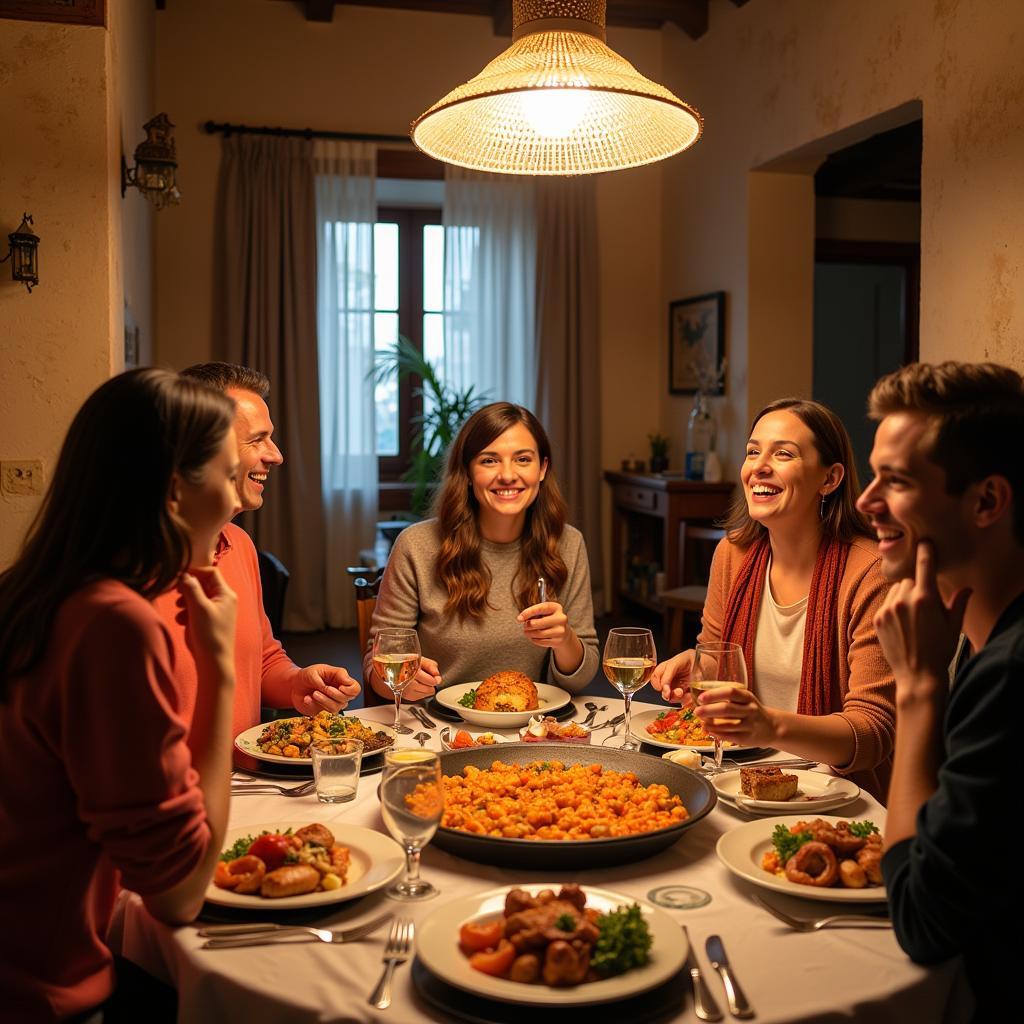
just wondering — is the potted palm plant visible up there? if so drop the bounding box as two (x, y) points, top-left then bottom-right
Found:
(373, 338), (488, 516)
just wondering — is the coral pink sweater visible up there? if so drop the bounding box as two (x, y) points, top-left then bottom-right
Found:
(0, 581), (209, 1021)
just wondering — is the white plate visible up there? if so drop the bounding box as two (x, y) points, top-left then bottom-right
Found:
(439, 727), (512, 751)
(436, 682), (572, 728)
(716, 814), (888, 903)
(712, 769), (860, 813)
(629, 708), (761, 755)
(234, 716), (397, 766)
(416, 883), (686, 1006)
(206, 822), (405, 909)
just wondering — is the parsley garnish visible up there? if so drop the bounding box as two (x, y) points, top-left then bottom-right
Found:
(592, 905), (652, 977)
(848, 820), (879, 838)
(555, 913), (576, 932)
(458, 688), (478, 708)
(771, 824), (813, 864)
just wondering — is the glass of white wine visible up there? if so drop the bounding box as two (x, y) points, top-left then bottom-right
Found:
(372, 628), (420, 735)
(602, 627), (656, 751)
(380, 749), (443, 901)
(691, 641), (748, 772)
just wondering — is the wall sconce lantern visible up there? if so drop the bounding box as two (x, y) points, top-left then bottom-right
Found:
(121, 113), (182, 210)
(1, 214), (40, 293)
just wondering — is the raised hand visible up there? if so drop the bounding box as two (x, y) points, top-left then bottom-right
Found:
(649, 648), (696, 703)
(406, 655), (443, 702)
(517, 601), (570, 649)
(293, 664), (361, 715)
(180, 567), (237, 674)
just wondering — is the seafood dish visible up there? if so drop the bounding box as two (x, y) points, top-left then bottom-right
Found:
(643, 707), (713, 745)
(214, 823), (350, 899)
(520, 716), (591, 743)
(255, 710), (393, 759)
(431, 759), (689, 841)
(761, 818), (882, 889)
(442, 728), (504, 750)
(458, 884), (652, 986)
(460, 670), (539, 712)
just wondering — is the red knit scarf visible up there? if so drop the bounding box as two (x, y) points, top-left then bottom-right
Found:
(720, 535), (850, 716)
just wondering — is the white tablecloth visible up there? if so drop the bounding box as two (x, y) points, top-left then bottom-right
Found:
(109, 699), (971, 1023)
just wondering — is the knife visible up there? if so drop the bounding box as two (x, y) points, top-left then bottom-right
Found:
(705, 935), (755, 1019)
(682, 925), (723, 1022)
(592, 712), (626, 731)
(410, 705), (437, 730)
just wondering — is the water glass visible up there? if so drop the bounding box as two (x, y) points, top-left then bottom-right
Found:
(310, 739), (363, 803)
(380, 749), (443, 901)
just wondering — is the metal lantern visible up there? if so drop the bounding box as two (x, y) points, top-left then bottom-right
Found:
(3, 214), (39, 293)
(122, 113), (182, 210)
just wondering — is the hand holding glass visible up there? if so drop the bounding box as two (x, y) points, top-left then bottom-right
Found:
(602, 627), (656, 750)
(380, 749), (443, 901)
(372, 628), (420, 735)
(691, 641), (748, 771)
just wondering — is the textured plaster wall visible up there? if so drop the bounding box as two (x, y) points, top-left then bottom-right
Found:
(660, 0), (1024, 478)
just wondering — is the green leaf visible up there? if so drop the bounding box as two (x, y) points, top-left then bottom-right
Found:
(771, 824), (813, 864)
(848, 820), (879, 838)
(592, 904), (652, 977)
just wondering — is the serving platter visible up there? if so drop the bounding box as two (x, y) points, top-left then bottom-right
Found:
(629, 707), (765, 756)
(716, 813), (888, 903)
(233, 717), (397, 767)
(712, 769), (861, 814)
(436, 682), (572, 728)
(433, 744), (716, 868)
(205, 822), (404, 910)
(415, 884), (686, 1007)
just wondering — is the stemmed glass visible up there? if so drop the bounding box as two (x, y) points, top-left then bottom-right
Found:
(690, 641), (748, 772)
(379, 749), (443, 901)
(372, 628), (420, 736)
(602, 627), (656, 751)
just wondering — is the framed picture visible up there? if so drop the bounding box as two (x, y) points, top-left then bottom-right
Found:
(669, 291), (725, 395)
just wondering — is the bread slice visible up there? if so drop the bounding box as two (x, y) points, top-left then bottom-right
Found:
(739, 766), (798, 801)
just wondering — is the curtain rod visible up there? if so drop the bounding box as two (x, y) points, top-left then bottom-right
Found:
(202, 120), (411, 144)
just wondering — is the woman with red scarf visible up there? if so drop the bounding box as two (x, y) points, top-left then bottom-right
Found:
(651, 399), (895, 800)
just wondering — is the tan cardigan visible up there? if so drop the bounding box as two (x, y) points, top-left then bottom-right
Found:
(700, 536), (895, 801)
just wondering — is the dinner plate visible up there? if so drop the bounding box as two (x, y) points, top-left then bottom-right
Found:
(427, 694), (576, 725)
(436, 682), (572, 728)
(439, 727), (512, 751)
(205, 822), (405, 909)
(712, 769), (861, 814)
(433, 744), (716, 868)
(629, 707), (763, 756)
(416, 884), (686, 1007)
(716, 813), (888, 903)
(233, 716), (397, 766)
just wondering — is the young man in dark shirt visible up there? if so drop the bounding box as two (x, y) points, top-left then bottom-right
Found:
(856, 361), (1023, 1021)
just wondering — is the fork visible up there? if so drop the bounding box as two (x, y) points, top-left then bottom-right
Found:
(750, 894), (891, 931)
(229, 779), (316, 797)
(201, 912), (393, 948)
(368, 918), (414, 1009)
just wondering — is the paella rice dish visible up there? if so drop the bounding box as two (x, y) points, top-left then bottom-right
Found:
(256, 711), (393, 758)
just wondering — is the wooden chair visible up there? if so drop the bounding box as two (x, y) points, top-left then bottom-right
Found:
(347, 565), (385, 706)
(661, 524), (725, 653)
(257, 550), (290, 637)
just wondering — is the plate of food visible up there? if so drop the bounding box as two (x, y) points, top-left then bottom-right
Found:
(519, 715), (592, 743)
(435, 672), (572, 728)
(629, 707), (764, 756)
(234, 711), (396, 766)
(716, 814), (887, 902)
(439, 727), (511, 751)
(433, 744), (715, 868)
(713, 767), (861, 813)
(207, 821), (405, 909)
(415, 883), (686, 1007)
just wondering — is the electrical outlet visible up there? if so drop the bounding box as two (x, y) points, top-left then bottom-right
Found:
(1, 460), (43, 496)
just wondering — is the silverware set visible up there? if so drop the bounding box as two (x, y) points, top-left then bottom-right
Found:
(751, 894), (891, 932)
(683, 926), (755, 1020)
(199, 911), (392, 949)
(229, 778), (316, 798)
(409, 704), (436, 730)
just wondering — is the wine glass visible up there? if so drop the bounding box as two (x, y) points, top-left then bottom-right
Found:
(379, 749), (443, 901)
(602, 627), (656, 751)
(691, 641), (748, 772)
(372, 628), (420, 735)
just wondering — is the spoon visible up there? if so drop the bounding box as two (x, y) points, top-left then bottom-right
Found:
(414, 732), (430, 747)
(579, 701), (607, 727)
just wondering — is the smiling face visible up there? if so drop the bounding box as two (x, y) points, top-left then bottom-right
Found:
(171, 428), (242, 564)
(228, 388), (284, 511)
(469, 422), (548, 541)
(741, 410), (843, 534)
(857, 411), (973, 581)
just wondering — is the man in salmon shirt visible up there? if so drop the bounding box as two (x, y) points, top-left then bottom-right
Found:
(153, 362), (360, 736)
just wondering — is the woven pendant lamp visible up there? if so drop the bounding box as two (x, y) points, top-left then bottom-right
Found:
(410, 0), (703, 176)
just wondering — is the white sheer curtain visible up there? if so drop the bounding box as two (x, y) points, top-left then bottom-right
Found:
(315, 140), (377, 628)
(442, 167), (537, 408)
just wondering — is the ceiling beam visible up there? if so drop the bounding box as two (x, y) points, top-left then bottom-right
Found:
(491, 0), (512, 36)
(305, 0), (337, 19)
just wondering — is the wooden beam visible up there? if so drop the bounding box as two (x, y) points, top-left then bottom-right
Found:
(491, 0), (512, 37)
(305, 0), (336, 20)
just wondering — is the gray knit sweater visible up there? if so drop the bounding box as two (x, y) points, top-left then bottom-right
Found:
(363, 520), (599, 693)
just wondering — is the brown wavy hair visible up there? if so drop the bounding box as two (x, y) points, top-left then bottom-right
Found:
(433, 403), (568, 619)
(0, 368), (235, 694)
(723, 397), (874, 549)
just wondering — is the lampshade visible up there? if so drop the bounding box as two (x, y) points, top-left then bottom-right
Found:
(411, 0), (703, 176)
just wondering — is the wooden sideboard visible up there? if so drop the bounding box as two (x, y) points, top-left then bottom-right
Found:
(603, 472), (734, 616)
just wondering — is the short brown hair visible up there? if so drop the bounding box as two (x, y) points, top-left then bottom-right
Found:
(868, 361), (1024, 542)
(724, 397), (874, 548)
(181, 361), (269, 400)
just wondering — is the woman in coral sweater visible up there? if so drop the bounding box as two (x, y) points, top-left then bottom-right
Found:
(651, 399), (895, 800)
(0, 369), (240, 1021)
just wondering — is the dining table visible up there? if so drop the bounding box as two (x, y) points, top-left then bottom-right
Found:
(107, 696), (972, 1023)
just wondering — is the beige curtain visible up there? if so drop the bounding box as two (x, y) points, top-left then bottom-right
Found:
(215, 135), (326, 631)
(533, 177), (604, 607)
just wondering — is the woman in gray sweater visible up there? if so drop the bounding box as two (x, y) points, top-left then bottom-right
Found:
(365, 403), (599, 701)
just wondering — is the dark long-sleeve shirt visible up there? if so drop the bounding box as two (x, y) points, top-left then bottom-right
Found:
(882, 591), (1023, 1020)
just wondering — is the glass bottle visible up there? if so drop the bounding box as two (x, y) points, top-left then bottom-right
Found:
(685, 392), (716, 480)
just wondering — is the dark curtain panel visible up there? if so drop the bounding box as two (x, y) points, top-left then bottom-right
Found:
(533, 177), (605, 604)
(214, 135), (326, 630)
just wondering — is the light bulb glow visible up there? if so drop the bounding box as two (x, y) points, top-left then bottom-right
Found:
(518, 88), (593, 139)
